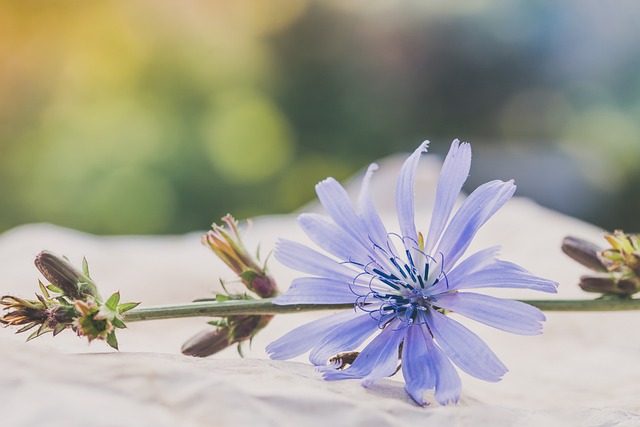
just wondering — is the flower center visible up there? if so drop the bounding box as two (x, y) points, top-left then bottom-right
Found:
(348, 234), (447, 326)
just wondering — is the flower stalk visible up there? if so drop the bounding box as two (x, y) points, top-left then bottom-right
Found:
(3, 243), (640, 357)
(120, 296), (640, 323)
(5, 234), (640, 353)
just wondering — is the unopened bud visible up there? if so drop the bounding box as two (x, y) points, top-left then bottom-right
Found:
(35, 251), (100, 300)
(181, 327), (232, 357)
(561, 237), (609, 272)
(579, 275), (640, 297)
(181, 314), (273, 357)
(240, 270), (277, 298)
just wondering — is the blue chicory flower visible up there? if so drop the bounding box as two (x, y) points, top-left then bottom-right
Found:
(266, 140), (558, 405)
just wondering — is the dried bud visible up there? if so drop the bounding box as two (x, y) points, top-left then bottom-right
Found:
(0, 296), (48, 328)
(0, 294), (76, 339)
(3, 253), (138, 349)
(185, 215), (277, 357)
(202, 215), (278, 298)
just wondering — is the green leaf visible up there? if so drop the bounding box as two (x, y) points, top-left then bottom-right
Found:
(17, 322), (38, 334)
(207, 319), (228, 327)
(56, 296), (72, 305)
(27, 323), (51, 341)
(240, 269), (259, 283)
(105, 292), (121, 311)
(106, 331), (119, 350)
(38, 280), (51, 299)
(236, 343), (245, 358)
(215, 294), (231, 302)
(112, 317), (126, 329)
(35, 293), (49, 308)
(47, 284), (64, 294)
(53, 323), (67, 336)
(82, 257), (90, 278)
(26, 330), (41, 342)
(191, 297), (217, 302)
(117, 302), (140, 313)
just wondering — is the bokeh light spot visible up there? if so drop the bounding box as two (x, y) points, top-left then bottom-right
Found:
(276, 154), (352, 211)
(202, 91), (294, 184)
(81, 168), (176, 235)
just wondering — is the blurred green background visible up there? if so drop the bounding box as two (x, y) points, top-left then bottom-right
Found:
(1, 0), (639, 235)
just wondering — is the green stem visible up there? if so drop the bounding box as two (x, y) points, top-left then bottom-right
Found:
(519, 298), (640, 312)
(123, 297), (640, 322)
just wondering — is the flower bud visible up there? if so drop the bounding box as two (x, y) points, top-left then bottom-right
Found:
(561, 236), (609, 272)
(579, 275), (640, 296)
(35, 251), (101, 300)
(4, 253), (136, 348)
(564, 231), (640, 298)
(0, 295), (76, 339)
(0, 296), (48, 327)
(181, 314), (273, 357)
(181, 327), (232, 357)
(185, 215), (277, 357)
(202, 215), (278, 298)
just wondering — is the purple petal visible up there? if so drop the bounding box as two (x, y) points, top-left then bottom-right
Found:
(274, 277), (363, 305)
(448, 246), (501, 279)
(315, 177), (397, 271)
(315, 178), (369, 245)
(402, 323), (436, 405)
(275, 239), (357, 282)
(426, 310), (507, 382)
(422, 326), (462, 406)
(437, 180), (516, 271)
(309, 313), (383, 365)
(298, 213), (370, 263)
(428, 246), (500, 295)
(447, 260), (558, 293)
(357, 163), (390, 250)
(396, 141), (429, 261)
(424, 140), (472, 255)
(434, 292), (546, 335)
(266, 310), (360, 360)
(320, 318), (406, 386)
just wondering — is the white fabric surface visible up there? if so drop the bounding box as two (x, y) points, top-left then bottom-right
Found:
(1, 153), (639, 426)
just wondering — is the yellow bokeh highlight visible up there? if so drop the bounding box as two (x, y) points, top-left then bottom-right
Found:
(81, 167), (177, 234)
(201, 90), (294, 184)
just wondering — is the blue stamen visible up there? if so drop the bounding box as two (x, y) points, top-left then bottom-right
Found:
(390, 257), (408, 278)
(378, 277), (400, 290)
(404, 264), (417, 282)
(372, 267), (392, 280)
(405, 249), (415, 268)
